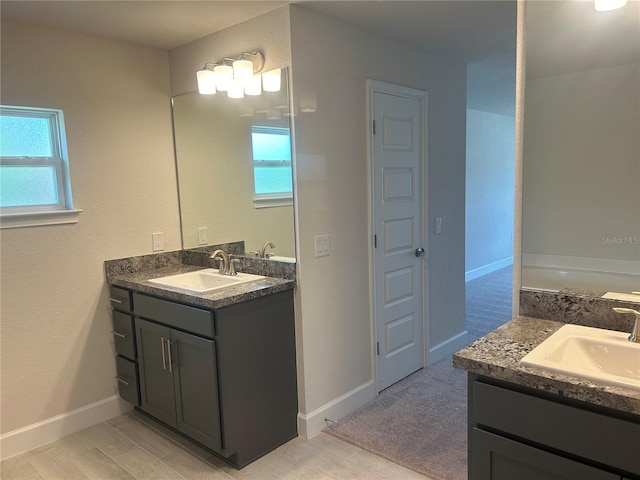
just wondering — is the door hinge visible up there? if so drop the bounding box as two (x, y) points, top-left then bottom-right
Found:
(374, 234), (377, 248)
(372, 119), (376, 135)
(376, 342), (380, 355)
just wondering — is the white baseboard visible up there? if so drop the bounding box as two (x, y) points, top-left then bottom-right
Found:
(428, 330), (469, 365)
(297, 380), (376, 439)
(465, 257), (513, 282)
(0, 395), (132, 460)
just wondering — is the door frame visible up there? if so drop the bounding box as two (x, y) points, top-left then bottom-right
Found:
(366, 79), (430, 393)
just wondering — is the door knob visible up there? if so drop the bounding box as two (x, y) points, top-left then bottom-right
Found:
(415, 248), (425, 257)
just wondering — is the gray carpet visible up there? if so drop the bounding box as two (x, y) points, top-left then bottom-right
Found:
(325, 266), (513, 480)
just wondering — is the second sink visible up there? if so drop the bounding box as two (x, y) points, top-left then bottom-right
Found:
(148, 269), (266, 294)
(520, 324), (640, 391)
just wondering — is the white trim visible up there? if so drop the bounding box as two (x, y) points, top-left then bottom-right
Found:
(367, 79), (429, 393)
(296, 380), (376, 439)
(1, 209), (82, 229)
(0, 395), (132, 460)
(522, 253), (640, 276)
(427, 330), (469, 366)
(465, 257), (514, 282)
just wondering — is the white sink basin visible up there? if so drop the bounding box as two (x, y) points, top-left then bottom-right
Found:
(520, 324), (640, 391)
(148, 269), (265, 294)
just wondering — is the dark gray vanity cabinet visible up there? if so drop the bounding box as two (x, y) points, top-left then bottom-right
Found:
(110, 287), (297, 468)
(469, 375), (640, 480)
(109, 286), (139, 406)
(135, 317), (222, 453)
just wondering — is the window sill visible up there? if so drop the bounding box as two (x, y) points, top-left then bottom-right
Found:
(1, 209), (83, 229)
(253, 196), (293, 209)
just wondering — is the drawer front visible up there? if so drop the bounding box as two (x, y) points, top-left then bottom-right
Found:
(473, 380), (640, 475)
(112, 311), (135, 360)
(133, 293), (214, 338)
(109, 286), (132, 312)
(116, 356), (139, 406)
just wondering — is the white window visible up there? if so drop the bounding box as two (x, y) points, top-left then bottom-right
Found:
(250, 126), (293, 208)
(0, 105), (81, 228)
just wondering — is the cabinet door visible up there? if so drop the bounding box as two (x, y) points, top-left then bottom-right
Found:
(135, 318), (176, 427)
(171, 329), (222, 453)
(472, 429), (620, 480)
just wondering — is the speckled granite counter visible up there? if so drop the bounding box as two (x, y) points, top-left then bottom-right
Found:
(105, 253), (295, 310)
(453, 316), (640, 416)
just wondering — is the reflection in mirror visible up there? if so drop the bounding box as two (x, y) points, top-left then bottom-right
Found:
(521, 1), (639, 297)
(172, 68), (296, 260)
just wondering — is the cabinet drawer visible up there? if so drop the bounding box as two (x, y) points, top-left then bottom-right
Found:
(133, 293), (214, 338)
(473, 380), (640, 475)
(116, 356), (139, 406)
(112, 311), (135, 360)
(109, 286), (132, 312)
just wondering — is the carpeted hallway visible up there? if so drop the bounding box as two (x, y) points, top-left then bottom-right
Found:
(325, 266), (513, 480)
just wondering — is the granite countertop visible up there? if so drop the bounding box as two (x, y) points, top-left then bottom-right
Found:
(108, 264), (295, 309)
(453, 316), (640, 416)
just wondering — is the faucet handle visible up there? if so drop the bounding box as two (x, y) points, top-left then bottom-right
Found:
(229, 258), (240, 276)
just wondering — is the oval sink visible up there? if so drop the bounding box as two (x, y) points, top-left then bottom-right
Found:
(520, 324), (640, 391)
(148, 269), (266, 294)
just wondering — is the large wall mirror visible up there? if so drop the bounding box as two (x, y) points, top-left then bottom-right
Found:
(172, 67), (296, 260)
(521, 1), (639, 295)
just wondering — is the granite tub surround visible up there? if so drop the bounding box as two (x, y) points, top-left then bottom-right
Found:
(105, 244), (296, 309)
(453, 316), (640, 415)
(520, 288), (639, 332)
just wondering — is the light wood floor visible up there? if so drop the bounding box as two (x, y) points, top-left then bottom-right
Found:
(1, 411), (431, 480)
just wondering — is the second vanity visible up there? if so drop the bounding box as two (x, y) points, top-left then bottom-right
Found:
(454, 292), (640, 480)
(105, 248), (297, 468)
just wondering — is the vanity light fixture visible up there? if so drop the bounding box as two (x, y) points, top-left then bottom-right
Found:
(196, 51), (272, 98)
(594, 0), (627, 11)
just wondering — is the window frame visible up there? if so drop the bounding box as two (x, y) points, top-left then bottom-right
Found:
(250, 125), (293, 209)
(1, 105), (81, 228)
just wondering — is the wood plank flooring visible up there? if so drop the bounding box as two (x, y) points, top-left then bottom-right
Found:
(1, 411), (431, 480)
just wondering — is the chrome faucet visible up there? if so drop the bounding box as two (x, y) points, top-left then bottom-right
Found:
(210, 249), (238, 276)
(258, 241), (276, 259)
(613, 308), (640, 343)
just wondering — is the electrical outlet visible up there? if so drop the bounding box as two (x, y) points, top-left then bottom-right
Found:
(315, 234), (330, 257)
(152, 232), (164, 252)
(197, 227), (208, 245)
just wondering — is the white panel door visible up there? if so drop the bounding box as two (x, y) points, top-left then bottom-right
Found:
(371, 86), (425, 392)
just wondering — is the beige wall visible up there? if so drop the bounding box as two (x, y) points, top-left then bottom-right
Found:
(0, 21), (180, 434)
(290, 6), (467, 415)
(522, 64), (640, 265)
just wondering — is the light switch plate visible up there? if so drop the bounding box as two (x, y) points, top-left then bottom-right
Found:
(435, 217), (442, 235)
(197, 227), (208, 245)
(315, 234), (330, 257)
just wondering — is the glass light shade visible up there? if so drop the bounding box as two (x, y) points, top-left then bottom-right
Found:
(594, 0), (627, 10)
(262, 69), (282, 92)
(245, 74), (262, 96)
(233, 59), (254, 84)
(213, 65), (233, 91)
(227, 79), (245, 99)
(196, 69), (216, 95)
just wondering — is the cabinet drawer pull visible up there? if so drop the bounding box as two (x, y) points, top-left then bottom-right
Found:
(161, 336), (167, 370)
(109, 297), (124, 304)
(111, 331), (127, 338)
(166, 340), (175, 373)
(116, 376), (130, 386)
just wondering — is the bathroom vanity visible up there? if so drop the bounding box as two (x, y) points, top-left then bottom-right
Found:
(106, 252), (297, 468)
(454, 317), (640, 480)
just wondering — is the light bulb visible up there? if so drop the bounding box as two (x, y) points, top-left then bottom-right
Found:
(196, 69), (216, 95)
(213, 65), (233, 92)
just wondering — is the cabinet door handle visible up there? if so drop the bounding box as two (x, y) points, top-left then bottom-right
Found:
(161, 336), (167, 370)
(166, 340), (175, 373)
(109, 297), (124, 304)
(116, 376), (130, 386)
(111, 331), (127, 338)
